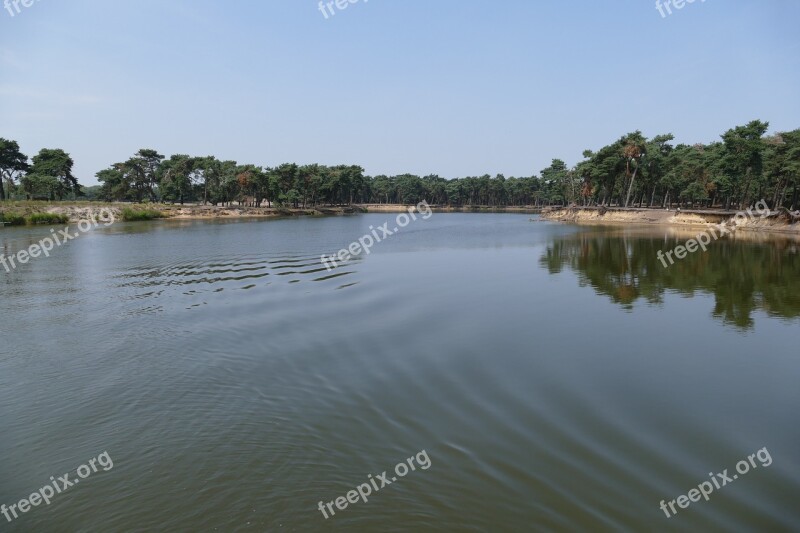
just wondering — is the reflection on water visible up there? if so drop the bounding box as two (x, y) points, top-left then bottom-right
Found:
(541, 228), (800, 329)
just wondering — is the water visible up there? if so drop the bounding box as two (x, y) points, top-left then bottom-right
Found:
(1, 214), (798, 531)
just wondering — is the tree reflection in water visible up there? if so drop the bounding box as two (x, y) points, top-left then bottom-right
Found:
(540, 229), (800, 330)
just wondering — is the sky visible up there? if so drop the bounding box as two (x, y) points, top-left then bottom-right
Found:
(1, 0), (799, 186)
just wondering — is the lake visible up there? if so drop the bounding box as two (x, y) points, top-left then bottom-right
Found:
(1, 213), (798, 531)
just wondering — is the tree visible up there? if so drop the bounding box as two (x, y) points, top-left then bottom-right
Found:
(123, 149), (164, 202)
(234, 164), (270, 206)
(96, 166), (131, 201)
(193, 156), (223, 205)
(764, 130), (800, 210)
(216, 160), (239, 206)
(721, 120), (769, 209)
(24, 149), (81, 200)
(159, 155), (194, 204)
(395, 174), (424, 204)
(0, 138), (29, 200)
(640, 134), (674, 207)
(21, 174), (61, 200)
(585, 141), (625, 206)
(273, 163), (299, 206)
(541, 159), (570, 205)
(622, 131), (647, 207)
(781, 130), (800, 209)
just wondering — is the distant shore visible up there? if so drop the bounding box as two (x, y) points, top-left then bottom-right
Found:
(0, 202), (367, 224)
(540, 206), (800, 235)
(15, 203), (799, 237)
(1, 202), (543, 225)
(357, 204), (541, 213)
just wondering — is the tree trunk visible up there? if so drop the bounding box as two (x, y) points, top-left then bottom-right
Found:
(624, 167), (638, 208)
(740, 169), (753, 210)
(779, 182), (788, 208)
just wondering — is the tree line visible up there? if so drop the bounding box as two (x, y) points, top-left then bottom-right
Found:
(1, 119), (798, 209)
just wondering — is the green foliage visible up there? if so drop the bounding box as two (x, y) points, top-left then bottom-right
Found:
(121, 207), (164, 221)
(0, 138), (30, 200)
(24, 149), (81, 200)
(4, 119), (800, 212)
(0, 211), (27, 226)
(80, 185), (104, 200)
(158, 154), (195, 205)
(26, 213), (70, 225)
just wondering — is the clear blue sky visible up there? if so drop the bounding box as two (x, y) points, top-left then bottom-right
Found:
(1, 0), (799, 185)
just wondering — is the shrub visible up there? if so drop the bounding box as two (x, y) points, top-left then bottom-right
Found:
(121, 207), (163, 221)
(26, 213), (70, 225)
(0, 212), (27, 226)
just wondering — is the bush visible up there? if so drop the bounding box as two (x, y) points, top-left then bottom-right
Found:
(121, 207), (163, 221)
(0, 212), (27, 226)
(26, 213), (70, 225)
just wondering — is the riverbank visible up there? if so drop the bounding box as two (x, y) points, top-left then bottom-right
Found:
(358, 204), (541, 213)
(539, 206), (800, 235)
(0, 202), (367, 223)
(1, 202), (542, 224)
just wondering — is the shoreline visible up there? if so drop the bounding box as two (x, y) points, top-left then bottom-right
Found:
(0, 203), (368, 224)
(8, 202), (799, 237)
(539, 206), (800, 236)
(356, 204), (540, 213)
(1, 202), (542, 225)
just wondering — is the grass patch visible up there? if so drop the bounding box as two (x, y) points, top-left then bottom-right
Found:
(26, 213), (70, 225)
(121, 207), (164, 221)
(0, 212), (27, 226)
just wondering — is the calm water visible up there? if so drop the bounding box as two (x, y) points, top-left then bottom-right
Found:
(1, 213), (798, 532)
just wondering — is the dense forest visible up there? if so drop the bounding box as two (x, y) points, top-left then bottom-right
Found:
(1, 120), (798, 210)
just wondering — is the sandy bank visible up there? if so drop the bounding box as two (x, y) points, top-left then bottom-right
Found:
(540, 206), (800, 235)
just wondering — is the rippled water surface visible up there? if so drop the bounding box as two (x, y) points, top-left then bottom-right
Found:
(1, 214), (798, 531)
